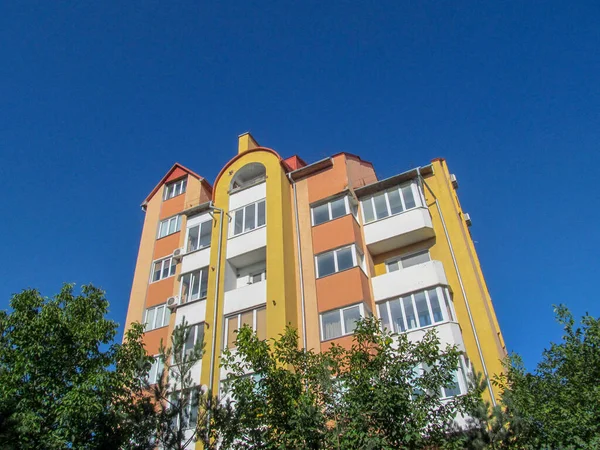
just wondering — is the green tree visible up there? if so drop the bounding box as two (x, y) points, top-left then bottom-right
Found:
(491, 305), (600, 449)
(219, 317), (478, 449)
(0, 284), (155, 450)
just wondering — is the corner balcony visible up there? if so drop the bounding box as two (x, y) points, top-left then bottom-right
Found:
(226, 226), (267, 267)
(223, 279), (267, 316)
(372, 260), (448, 302)
(363, 207), (434, 255)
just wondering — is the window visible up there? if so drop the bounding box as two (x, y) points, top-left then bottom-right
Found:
(158, 215), (182, 238)
(144, 304), (171, 331)
(148, 356), (164, 384)
(230, 163), (266, 191)
(386, 250), (431, 272)
(183, 323), (205, 359)
(232, 200), (266, 236)
(248, 269), (266, 284)
(187, 220), (212, 252)
(311, 196), (354, 226)
(361, 182), (419, 224)
(378, 287), (447, 333)
(171, 388), (200, 429)
(411, 363), (465, 399)
(320, 304), (364, 341)
(180, 268), (209, 303)
(163, 178), (187, 200)
(152, 257), (177, 282)
(224, 307), (266, 348)
(315, 245), (363, 278)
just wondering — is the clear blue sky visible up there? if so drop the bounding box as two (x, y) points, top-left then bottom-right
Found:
(1, 1), (598, 368)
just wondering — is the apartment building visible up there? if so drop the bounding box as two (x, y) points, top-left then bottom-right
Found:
(125, 133), (507, 441)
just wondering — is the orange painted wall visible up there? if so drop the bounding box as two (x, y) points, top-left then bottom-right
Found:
(346, 155), (377, 189)
(312, 214), (362, 255)
(153, 232), (181, 259)
(315, 267), (370, 312)
(159, 193), (186, 220)
(144, 327), (170, 355)
(320, 333), (354, 352)
(306, 155), (350, 204)
(146, 278), (176, 308)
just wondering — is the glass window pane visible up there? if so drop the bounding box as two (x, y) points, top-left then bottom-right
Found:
(199, 269), (208, 298)
(158, 221), (166, 238)
(154, 306), (164, 329)
(226, 317), (238, 348)
(386, 260), (400, 273)
(330, 197), (347, 219)
(362, 200), (375, 223)
(444, 290), (454, 321)
(145, 308), (156, 330)
(321, 310), (342, 340)
(428, 289), (444, 322)
(188, 389), (199, 427)
(336, 247), (354, 272)
(244, 204), (256, 232)
(378, 303), (391, 331)
(240, 310), (253, 329)
(162, 306), (171, 327)
(402, 296), (417, 330)
(184, 325), (196, 357)
(257, 200), (266, 227)
(387, 189), (404, 215)
(443, 372), (461, 398)
(181, 273), (191, 304)
(190, 270), (200, 300)
(313, 203), (330, 225)
(168, 217), (177, 234)
(199, 221), (212, 248)
(181, 178), (187, 194)
(343, 306), (361, 334)
(153, 261), (161, 282)
(401, 251), (430, 268)
(161, 260), (170, 279)
(234, 209), (243, 235)
(402, 185), (416, 209)
(389, 299), (406, 332)
(188, 225), (199, 252)
(373, 193), (389, 220)
(317, 252), (336, 277)
(414, 291), (431, 327)
(169, 259), (177, 277)
(255, 308), (266, 340)
(149, 358), (158, 383)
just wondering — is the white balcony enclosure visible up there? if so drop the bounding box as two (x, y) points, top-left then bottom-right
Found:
(363, 207), (435, 255)
(223, 280), (267, 316)
(180, 245), (211, 274)
(405, 321), (465, 351)
(372, 260), (448, 302)
(226, 227), (267, 267)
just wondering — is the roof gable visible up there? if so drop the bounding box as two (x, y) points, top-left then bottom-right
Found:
(142, 163), (208, 207)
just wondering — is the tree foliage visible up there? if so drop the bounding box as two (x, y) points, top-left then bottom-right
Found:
(0, 284), (155, 450)
(219, 317), (477, 449)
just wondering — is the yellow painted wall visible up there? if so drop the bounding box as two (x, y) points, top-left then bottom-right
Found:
(200, 149), (299, 392)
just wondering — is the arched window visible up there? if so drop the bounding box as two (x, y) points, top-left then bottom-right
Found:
(230, 163), (266, 191)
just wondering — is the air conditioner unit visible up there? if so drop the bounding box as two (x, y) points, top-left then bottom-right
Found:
(172, 248), (184, 261)
(464, 213), (472, 227)
(450, 174), (458, 189)
(166, 296), (180, 310)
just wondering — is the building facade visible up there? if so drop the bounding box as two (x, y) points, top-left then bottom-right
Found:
(125, 133), (507, 442)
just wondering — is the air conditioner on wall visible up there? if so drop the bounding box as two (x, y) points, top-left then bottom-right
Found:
(166, 296), (180, 310)
(464, 213), (472, 227)
(450, 174), (458, 189)
(172, 248), (184, 261)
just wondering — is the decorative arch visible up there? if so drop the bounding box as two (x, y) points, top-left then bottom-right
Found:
(230, 162), (266, 191)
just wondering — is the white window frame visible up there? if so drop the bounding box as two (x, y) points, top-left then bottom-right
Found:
(151, 256), (177, 283)
(158, 215), (182, 239)
(385, 249), (431, 272)
(319, 303), (365, 341)
(377, 286), (450, 333)
(144, 304), (171, 331)
(163, 177), (188, 201)
(170, 388), (200, 429)
(179, 267), (209, 303)
(311, 196), (352, 226)
(148, 355), (164, 384)
(315, 244), (363, 278)
(230, 199), (266, 237)
(247, 269), (266, 284)
(185, 219), (212, 252)
(223, 306), (266, 349)
(183, 323), (205, 358)
(360, 181), (421, 224)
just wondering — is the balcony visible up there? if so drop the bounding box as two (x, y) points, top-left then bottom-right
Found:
(223, 279), (267, 316)
(405, 321), (465, 351)
(363, 207), (434, 255)
(180, 245), (211, 274)
(372, 260), (448, 302)
(226, 226), (267, 267)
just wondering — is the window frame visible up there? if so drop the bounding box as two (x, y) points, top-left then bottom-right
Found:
(319, 303), (365, 341)
(144, 303), (171, 331)
(223, 306), (267, 349)
(157, 215), (182, 239)
(377, 286), (451, 334)
(230, 199), (267, 237)
(315, 244), (363, 278)
(148, 355), (165, 385)
(182, 322), (205, 358)
(151, 256), (177, 283)
(311, 196), (353, 226)
(163, 177), (188, 201)
(385, 249), (431, 273)
(185, 219), (212, 253)
(179, 267), (209, 304)
(360, 181), (421, 224)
